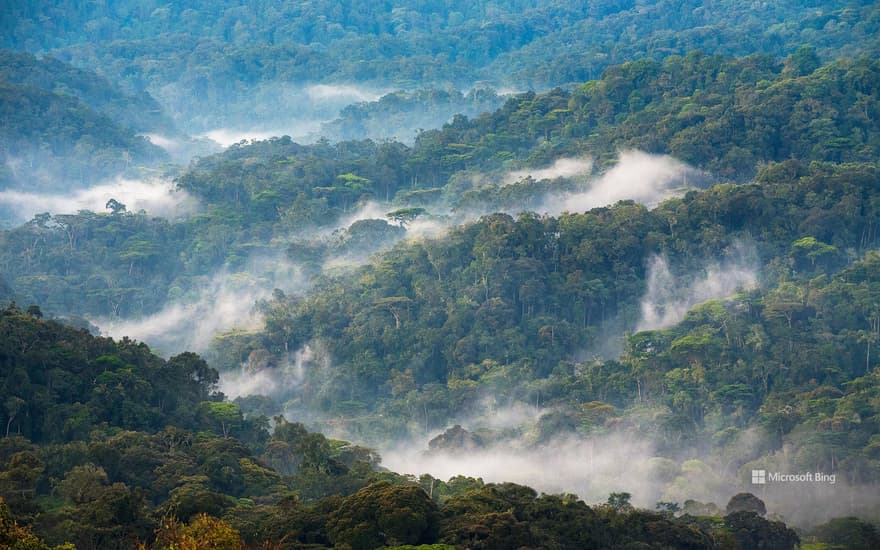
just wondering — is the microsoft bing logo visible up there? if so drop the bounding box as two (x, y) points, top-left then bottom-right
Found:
(751, 469), (766, 485)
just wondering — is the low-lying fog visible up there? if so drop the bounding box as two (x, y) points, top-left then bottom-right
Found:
(379, 420), (879, 528)
(0, 176), (198, 226)
(159, 82), (388, 142)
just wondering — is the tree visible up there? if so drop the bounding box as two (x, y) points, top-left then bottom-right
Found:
(785, 45), (820, 76)
(387, 207), (427, 226)
(141, 514), (244, 550)
(724, 510), (799, 550)
(56, 464), (109, 505)
(725, 492), (766, 516)
(4, 397), (25, 437)
(327, 482), (439, 550)
(606, 492), (632, 511)
(0, 496), (75, 550)
(0, 451), (43, 507)
(24, 305), (41, 319)
(200, 402), (242, 439)
(791, 236), (837, 269)
(105, 198), (127, 214)
(812, 517), (880, 550)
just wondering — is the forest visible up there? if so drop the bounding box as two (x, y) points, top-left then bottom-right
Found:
(2, 0), (880, 548)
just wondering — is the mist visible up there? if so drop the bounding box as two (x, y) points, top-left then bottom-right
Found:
(198, 84), (384, 147)
(90, 199), (420, 357)
(319, 87), (505, 144)
(306, 84), (383, 103)
(200, 125), (322, 148)
(95, 273), (265, 356)
(377, 412), (879, 528)
(542, 150), (698, 216)
(94, 253), (307, 356)
(637, 245), (759, 331)
(504, 157), (593, 185)
(220, 344), (321, 401)
(383, 432), (667, 506)
(162, 81), (387, 141)
(0, 176), (198, 225)
(142, 133), (222, 163)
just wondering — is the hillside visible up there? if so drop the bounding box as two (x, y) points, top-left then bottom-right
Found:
(4, 1), (877, 130)
(1, 2), (880, 546)
(0, 52), (171, 195)
(0, 306), (819, 549)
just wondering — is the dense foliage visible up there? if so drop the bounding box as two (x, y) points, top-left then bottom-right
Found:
(242, 161), (880, 441)
(4, 1), (878, 129)
(3, 0), (880, 545)
(0, 308), (809, 549)
(0, 51), (170, 191)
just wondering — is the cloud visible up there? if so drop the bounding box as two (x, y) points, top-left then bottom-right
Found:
(380, 427), (678, 509)
(94, 273), (265, 356)
(636, 245), (759, 332)
(140, 133), (222, 163)
(305, 84), (384, 103)
(93, 254), (308, 356)
(192, 84), (389, 146)
(219, 344), (317, 400)
(378, 416), (875, 527)
(199, 127), (318, 148)
(457, 151), (698, 221)
(0, 177), (198, 224)
(141, 133), (180, 151)
(546, 150), (695, 215)
(505, 157), (593, 185)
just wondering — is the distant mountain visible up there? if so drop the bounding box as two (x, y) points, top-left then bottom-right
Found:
(0, 50), (175, 134)
(0, 51), (170, 190)
(4, 1), (877, 132)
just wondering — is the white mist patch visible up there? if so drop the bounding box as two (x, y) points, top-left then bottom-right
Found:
(493, 87), (525, 97)
(505, 157), (593, 185)
(0, 177), (198, 222)
(94, 255), (308, 356)
(200, 128), (292, 148)
(337, 201), (390, 228)
(220, 345), (316, 400)
(95, 273), (265, 355)
(305, 84), (384, 103)
(637, 248), (758, 332)
(382, 433), (671, 507)
(551, 150), (693, 214)
(142, 133), (179, 151)
(404, 217), (451, 240)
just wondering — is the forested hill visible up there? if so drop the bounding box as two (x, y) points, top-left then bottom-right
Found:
(0, 302), (821, 550)
(3, 0), (880, 547)
(1, 53), (878, 318)
(420, 52), (880, 181)
(1, 48), (880, 544)
(2, 53), (877, 324)
(0, 52), (170, 190)
(5, 0), (878, 86)
(241, 161), (880, 432)
(3, 1), (877, 129)
(177, 53), (880, 227)
(0, 51), (174, 135)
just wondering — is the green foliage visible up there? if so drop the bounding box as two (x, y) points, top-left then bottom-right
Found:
(0, 496), (74, 550)
(724, 510), (800, 550)
(0, 306), (222, 443)
(810, 516), (880, 550)
(725, 493), (766, 516)
(5, 0), (878, 130)
(327, 482), (439, 550)
(0, 53), (169, 192)
(0, 6), (879, 546)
